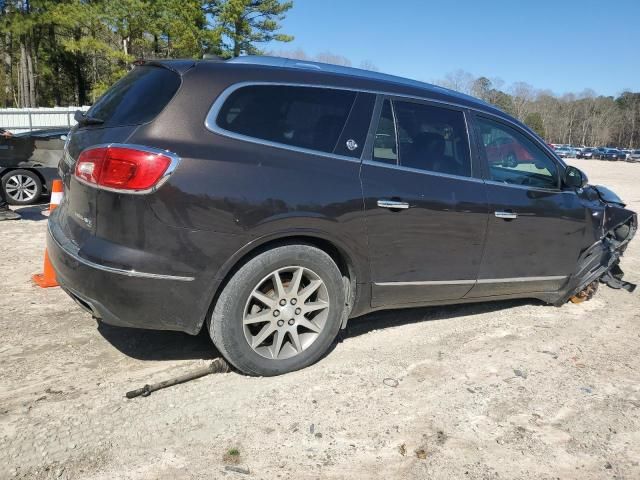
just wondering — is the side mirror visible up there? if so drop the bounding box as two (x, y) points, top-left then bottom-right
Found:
(564, 165), (588, 188)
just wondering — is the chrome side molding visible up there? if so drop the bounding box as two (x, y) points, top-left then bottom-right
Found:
(377, 199), (410, 209)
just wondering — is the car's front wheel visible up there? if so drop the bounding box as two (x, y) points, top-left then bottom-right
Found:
(209, 244), (346, 376)
(1, 169), (43, 205)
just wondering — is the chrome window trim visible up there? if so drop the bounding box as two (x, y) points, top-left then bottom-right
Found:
(73, 143), (181, 195)
(48, 222), (195, 282)
(364, 158), (486, 184)
(204, 81), (540, 163)
(483, 179), (575, 194)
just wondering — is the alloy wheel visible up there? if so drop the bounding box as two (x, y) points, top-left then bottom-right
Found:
(242, 266), (330, 360)
(5, 174), (38, 203)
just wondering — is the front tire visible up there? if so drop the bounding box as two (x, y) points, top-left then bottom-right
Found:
(209, 244), (346, 376)
(1, 169), (42, 205)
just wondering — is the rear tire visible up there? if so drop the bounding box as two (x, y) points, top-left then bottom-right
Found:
(209, 244), (346, 376)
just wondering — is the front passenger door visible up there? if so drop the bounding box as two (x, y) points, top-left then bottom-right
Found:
(467, 115), (588, 297)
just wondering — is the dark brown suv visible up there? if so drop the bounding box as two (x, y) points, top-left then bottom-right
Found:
(48, 56), (637, 375)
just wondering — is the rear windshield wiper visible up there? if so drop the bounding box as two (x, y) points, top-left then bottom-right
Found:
(74, 110), (104, 126)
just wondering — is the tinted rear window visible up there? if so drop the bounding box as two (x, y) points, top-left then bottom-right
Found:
(86, 66), (180, 127)
(216, 85), (356, 153)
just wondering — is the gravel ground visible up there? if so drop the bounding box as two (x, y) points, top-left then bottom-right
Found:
(1, 159), (639, 480)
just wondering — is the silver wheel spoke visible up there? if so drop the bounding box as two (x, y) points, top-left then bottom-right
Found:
(289, 267), (304, 295)
(302, 300), (328, 314)
(297, 317), (322, 333)
(272, 271), (286, 299)
(299, 279), (322, 301)
(251, 323), (274, 348)
(290, 329), (303, 352)
(251, 290), (276, 309)
(271, 330), (286, 358)
(243, 310), (273, 325)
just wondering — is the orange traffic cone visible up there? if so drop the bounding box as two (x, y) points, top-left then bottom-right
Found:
(32, 179), (64, 288)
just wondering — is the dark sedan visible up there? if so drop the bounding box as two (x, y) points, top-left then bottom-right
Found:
(0, 128), (67, 204)
(598, 148), (623, 161)
(577, 147), (597, 159)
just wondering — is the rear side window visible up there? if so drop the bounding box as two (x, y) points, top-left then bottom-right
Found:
(216, 85), (356, 153)
(393, 100), (472, 177)
(87, 66), (181, 127)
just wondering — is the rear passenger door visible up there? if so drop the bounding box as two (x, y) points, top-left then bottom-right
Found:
(361, 97), (489, 307)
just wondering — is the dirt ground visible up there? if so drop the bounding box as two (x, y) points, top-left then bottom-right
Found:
(1, 159), (639, 480)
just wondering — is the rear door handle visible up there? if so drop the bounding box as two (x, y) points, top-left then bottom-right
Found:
(495, 210), (518, 220)
(377, 199), (410, 210)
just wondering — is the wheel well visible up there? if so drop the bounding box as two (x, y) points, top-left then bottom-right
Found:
(202, 235), (357, 333)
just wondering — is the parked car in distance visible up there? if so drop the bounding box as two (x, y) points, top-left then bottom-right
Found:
(627, 149), (640, 163)
(47, 56), (638, 376)
(598, 148), (622, 161)
(0, 128), (68, 205)
(484, 136), (533, 166)
(554, 147), (573, 158)
(577, 147), (597, 159)
(619, 149), (632, 160)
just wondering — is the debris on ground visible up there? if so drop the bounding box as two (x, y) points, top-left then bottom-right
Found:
(125, 358), (229, 398)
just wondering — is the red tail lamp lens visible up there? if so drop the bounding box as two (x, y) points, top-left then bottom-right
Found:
(75, 146), (172, 191)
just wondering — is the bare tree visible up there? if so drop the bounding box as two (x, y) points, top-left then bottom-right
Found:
(509, 82), (535, 121)
(314, 52), (351, 67)
(436, 69), (475, 95)
(359, 59), (379, 72)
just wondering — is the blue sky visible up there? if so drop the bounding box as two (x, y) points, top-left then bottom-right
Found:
(272, 0), (639, 97)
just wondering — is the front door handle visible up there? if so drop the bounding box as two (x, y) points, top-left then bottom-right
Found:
(495, 210), (518, 220)
(377, 199), (410, 210)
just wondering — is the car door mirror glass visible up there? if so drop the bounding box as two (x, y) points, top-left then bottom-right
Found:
(564, 166), (587, 188)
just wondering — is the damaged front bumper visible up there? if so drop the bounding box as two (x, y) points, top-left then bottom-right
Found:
(554, 196), (637, 305)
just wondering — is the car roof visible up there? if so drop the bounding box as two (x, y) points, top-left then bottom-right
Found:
(232, 56), (502, 110)
(181, 55), (511, 119)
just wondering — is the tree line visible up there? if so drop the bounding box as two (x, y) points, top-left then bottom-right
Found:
(0, 0), (293, 107)
(270, 51), (640, 149)
(2, 1), (637, 149)
(436, 70), (640, 149)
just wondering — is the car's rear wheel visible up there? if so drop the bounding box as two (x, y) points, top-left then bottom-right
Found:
(1, 169), (42, 205)
(209, 244), (346, 376)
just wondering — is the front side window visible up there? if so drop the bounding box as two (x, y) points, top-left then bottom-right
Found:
(392, 100), (472, 177)
(477, 116), (559, 189)
(216, 85), (356, 154)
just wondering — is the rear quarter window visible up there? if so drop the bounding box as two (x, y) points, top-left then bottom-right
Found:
(86, 66), (181, 127)
(216, 85), (357, 153)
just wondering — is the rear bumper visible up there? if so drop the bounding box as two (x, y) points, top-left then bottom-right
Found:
(47, 213), (207, 334)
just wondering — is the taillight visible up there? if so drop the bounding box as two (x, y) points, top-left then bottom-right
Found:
(74, 145), (176, 192)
